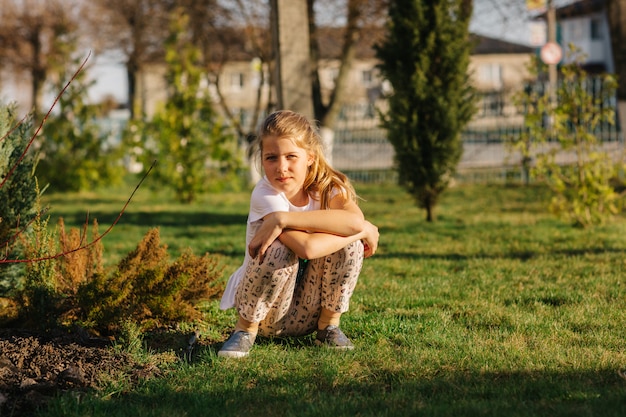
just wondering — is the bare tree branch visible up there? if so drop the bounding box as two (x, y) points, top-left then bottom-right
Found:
(0, 51), (92, 191)
(1, 160), (156, 264)
(0, 51), (154, 264)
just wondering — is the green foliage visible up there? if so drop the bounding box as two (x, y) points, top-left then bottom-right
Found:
(0, 104), (39, 295)
(18, 196), (58, 329)
(375, 0), (477, 222)
(124, 9), (243, 203)
(35, 59), (124, 192)
(75, 228), (224, 334)
(510, 47), (623, 227)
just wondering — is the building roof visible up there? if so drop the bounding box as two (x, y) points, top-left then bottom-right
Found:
(556, 0), (606, 17)
(316, 28), (533, 60)
(470, 34), (534, 55)
(533, 0), (606, 19)
(158, 26), (534, 64)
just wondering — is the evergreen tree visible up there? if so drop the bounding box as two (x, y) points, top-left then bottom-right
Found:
(376, 0), (477, 221)
(0, 104), (39, 294)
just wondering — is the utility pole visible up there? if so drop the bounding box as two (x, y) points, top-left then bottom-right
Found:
(539, 0), (561, 122)
(547, 0), (557, 107)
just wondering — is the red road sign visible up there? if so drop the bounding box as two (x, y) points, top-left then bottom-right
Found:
(540, 42), (563, 65)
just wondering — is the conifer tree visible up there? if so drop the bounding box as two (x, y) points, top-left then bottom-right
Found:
(0, 104), (39, 294)
(376, 0), (476, 221)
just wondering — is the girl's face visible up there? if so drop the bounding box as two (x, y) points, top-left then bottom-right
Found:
(261, 135), (312, 205)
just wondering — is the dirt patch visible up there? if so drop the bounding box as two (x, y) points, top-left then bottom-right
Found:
(0, 328), (141, 416)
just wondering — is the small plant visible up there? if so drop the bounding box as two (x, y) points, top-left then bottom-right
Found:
(0, 55), (169, 335)
(18, 193), (58, 329)
(6, 217), (224, 335)
(57, 218), (104, 295)
(510, 46), (624, 227)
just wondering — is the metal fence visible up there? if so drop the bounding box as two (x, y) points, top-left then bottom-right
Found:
(333, 79), (625, 184)
(334, 126), (625, 185)
(332, 124), (528, 184)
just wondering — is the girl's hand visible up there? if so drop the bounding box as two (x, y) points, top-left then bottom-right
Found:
(248, 212), (284, 261)
(361, 220), (379, 258)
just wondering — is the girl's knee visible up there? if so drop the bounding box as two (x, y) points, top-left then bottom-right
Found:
(244, 240), (298, 283)
(263, 240), (298, 267)
(337, 240), (364, 264)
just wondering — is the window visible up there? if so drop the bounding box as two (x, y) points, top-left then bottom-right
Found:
(325, 68), (339, 88)
(230, 72), (245, 90)
(564, 21), (583, 42)
(478, 63), (502, 90)
(590, 17), (603, 40)
(362, 69), (374, 87)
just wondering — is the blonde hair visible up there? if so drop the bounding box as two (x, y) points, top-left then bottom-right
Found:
(253, 110), (357, 209)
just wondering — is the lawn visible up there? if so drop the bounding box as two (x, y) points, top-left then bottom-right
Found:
(38, 181), (626, 417)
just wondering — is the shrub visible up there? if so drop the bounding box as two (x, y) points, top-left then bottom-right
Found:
(18, 201), (58, 329)
(7, 221), (223, 335)
(510, 48), (624, 227)
(74, 228), (224, 334)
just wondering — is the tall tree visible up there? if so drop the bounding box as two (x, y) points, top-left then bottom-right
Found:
(192, 0), (272, 140)
(308, 0), (388, 128)
(125, 9), (242, 203)
(376, 0), (477, 222)
(0, 0), (79, 114)
(607, 0), (626, 100)
(88, 0), (174, 119)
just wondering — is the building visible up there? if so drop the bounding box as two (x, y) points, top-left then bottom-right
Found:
(1, 26), (537, 177)
(533, 0), (623, 138)
(541, 0), (612, 73)
(468, 35), (535, 132)
(137, 30), (534, 129)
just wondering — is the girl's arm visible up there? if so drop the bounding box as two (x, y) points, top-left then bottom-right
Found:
(273, 197), (365, 236)
(248, 195), (366, 259)
(279, 220), (379, 260)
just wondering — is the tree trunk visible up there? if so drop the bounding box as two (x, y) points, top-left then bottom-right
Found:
(607, 0), (626, 100)
(31, 33), (44, 115)
(271, 0), (313, 119)
(319, 126), (334, 165)
(425, 203), (434, 222)
(127, 63), (137, 119)
(319, 0), (361, 129)
(607, 0), (626, 133)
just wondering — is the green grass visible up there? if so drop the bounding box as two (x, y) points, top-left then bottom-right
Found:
(39, 182), (626, 417)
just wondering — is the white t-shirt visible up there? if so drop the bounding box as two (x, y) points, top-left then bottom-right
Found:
(219, 176), (322, 310)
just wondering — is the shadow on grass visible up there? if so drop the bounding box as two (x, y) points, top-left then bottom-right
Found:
(377, 246), (626, 262)
(56, 210), (247, 228)
(61, 352), (626, 417)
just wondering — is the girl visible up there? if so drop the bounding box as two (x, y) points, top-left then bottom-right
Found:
(218, 110), (379, 358)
